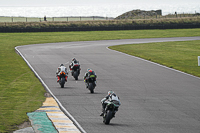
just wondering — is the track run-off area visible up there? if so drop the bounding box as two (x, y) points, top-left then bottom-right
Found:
(16, 37), (200, 133)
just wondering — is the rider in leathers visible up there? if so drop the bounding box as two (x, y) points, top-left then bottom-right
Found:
(56, 64), (68, 82)
(83, 68), (97, 88)
(100, 90), (121, 116)
(69, 58), (80, 76)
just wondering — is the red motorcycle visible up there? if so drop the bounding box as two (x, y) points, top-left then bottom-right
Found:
(70, 63), (81, 80)
(58, 71), (67, 88)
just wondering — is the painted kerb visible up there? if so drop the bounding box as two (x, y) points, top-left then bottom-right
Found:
(15, 46), (87, 133)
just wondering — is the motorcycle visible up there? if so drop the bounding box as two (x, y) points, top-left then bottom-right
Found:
(85, 75), (96, 93)
(71, 64), (81, 80)
(103, 100), (120, 125)
(58, 71), (67, 88)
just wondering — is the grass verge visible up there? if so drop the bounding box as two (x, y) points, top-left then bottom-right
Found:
(0, 29), (200, 132)
(109, 40), (200, 77)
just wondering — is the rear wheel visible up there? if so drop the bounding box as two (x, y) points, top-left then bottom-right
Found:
(89, 83), (94, 93)
(105, 110), (113, 125)
(60, 77), (65, 88)
(73, 71), (78, 80)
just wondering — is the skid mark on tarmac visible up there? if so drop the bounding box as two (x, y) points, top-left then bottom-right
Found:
(27, 97), (81, 133)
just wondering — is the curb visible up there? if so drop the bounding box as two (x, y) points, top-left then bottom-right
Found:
(28, 97), (81, 133)
(15, 46), (86, 133)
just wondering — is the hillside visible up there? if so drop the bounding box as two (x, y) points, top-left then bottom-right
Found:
(115, 9), (162, 19)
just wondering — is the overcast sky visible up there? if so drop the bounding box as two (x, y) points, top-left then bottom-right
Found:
(1, 0), (199, 6)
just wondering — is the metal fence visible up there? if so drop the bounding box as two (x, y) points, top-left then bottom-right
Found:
(0, 16), (114, 22)
(0, 13), (199, 22)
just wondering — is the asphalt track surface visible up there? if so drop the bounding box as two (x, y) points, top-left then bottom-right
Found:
(17, 37), (200, 133)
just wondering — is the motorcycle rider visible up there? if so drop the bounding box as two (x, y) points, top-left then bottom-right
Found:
(56, 64), (68, 82)
(100, 90), (121, 116)
(69, 58), (80, 76)
(83, 68), (97, 88)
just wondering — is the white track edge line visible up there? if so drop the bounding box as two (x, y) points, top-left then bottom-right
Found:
(15, 46), (87, 133)
(106, 46), (200, 80)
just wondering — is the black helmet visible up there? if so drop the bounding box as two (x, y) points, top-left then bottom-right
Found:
(72, 58), (76, 61)
(60, 64), (64, 67)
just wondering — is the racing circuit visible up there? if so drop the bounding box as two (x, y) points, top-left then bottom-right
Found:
(16, 37), (200, 133)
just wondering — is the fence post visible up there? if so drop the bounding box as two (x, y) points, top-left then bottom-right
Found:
(12, 18), (13, 22)
(67, 17), (68, 22)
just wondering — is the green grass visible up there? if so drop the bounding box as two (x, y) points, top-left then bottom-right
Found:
(109, 40), (200, 77)
(0, 29), (200, 132)
(0, 38), (46, 132)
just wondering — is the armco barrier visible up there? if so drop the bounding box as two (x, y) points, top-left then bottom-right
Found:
(0, 23), (200, 32)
